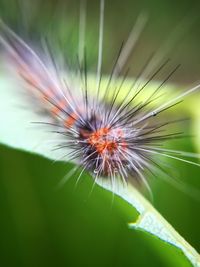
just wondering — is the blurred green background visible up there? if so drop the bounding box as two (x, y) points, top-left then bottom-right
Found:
(0, 0), (200, 266)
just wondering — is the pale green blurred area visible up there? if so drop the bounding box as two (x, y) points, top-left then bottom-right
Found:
(0, 0), (200, 266)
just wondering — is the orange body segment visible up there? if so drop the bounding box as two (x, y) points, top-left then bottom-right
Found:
(88, 127), (126, 155)
(64, 112), (79, 128)
(51, 99), (67, 115)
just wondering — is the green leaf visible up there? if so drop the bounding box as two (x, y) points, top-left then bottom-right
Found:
(0, 73), (64, 160)
(0, 73), (200, 267)
(97, 178), (200, 267)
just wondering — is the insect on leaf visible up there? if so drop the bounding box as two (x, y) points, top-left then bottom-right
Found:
(0, 9), (200, 267)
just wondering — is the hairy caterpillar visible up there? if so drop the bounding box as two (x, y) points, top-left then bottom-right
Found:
(1, 2), (200, 267)
(0, 0), (200, 199)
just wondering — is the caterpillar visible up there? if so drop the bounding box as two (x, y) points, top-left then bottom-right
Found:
(0, 0), (200, 197)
